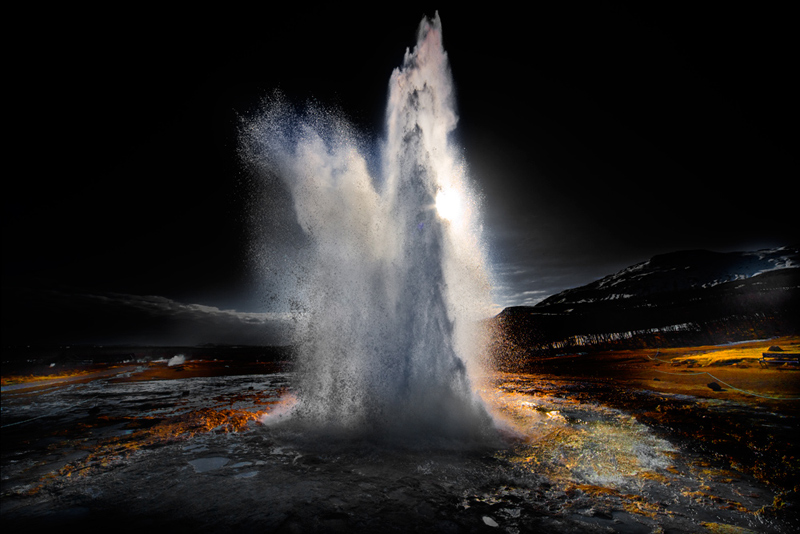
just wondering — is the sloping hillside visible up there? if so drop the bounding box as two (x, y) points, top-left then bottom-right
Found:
(491, 247), (799, 364)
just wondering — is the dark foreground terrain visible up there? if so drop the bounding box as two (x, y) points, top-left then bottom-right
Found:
(2, 342), (798, 533)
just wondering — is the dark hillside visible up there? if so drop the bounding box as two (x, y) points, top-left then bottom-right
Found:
(490, 248), (799, 367)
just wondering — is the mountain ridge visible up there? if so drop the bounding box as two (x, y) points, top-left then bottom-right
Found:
(491, 246), (799, 364)
(534, 246), (798, 309)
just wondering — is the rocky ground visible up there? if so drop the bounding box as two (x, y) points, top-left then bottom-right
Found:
(2, 343), (798, 533)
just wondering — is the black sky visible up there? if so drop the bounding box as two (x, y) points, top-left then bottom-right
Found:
(3, 4), (796, 346)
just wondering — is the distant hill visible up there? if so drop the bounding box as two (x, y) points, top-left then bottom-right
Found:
(490, 247), (799, 365)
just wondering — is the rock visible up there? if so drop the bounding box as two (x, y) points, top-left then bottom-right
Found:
(188, 457), (230, 473)
(707, 382), (723, 392)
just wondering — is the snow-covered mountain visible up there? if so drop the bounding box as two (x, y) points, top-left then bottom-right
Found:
(493, 246), (799, 359)
(537, 246), (798, 311)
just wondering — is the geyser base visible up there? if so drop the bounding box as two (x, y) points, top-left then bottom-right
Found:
(260, 389), (502, 450)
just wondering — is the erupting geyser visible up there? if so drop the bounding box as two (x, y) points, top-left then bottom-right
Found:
(241, 13), (495, 444)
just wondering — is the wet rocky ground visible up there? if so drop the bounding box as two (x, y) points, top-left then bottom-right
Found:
(2, 354), (798, 533)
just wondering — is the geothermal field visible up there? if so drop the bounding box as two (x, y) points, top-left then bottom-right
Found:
(2, 340), (798, 533)
(4, 12), (798, 534)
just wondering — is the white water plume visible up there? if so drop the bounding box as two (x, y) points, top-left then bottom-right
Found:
(241, 13), (495, 443)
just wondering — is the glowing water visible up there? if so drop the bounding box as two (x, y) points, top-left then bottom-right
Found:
(241, 14), (494, 443)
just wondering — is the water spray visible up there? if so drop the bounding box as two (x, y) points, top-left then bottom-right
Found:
(242, 13), (495, 444)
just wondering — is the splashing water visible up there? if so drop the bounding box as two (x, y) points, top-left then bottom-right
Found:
(241, 13), (495, 444)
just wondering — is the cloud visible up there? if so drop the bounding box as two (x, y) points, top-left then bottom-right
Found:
(503, 289), (550, 307)
(3, 285), (296, 346)
(86, 292), (296, 326)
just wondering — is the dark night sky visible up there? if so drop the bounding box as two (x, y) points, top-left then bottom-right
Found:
(3, 4), (796, 346)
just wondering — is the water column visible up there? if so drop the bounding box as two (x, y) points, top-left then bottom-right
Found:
(242, 13), (495, 444)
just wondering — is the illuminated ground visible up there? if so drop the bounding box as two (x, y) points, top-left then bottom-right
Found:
(2, 342), (798, 533)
